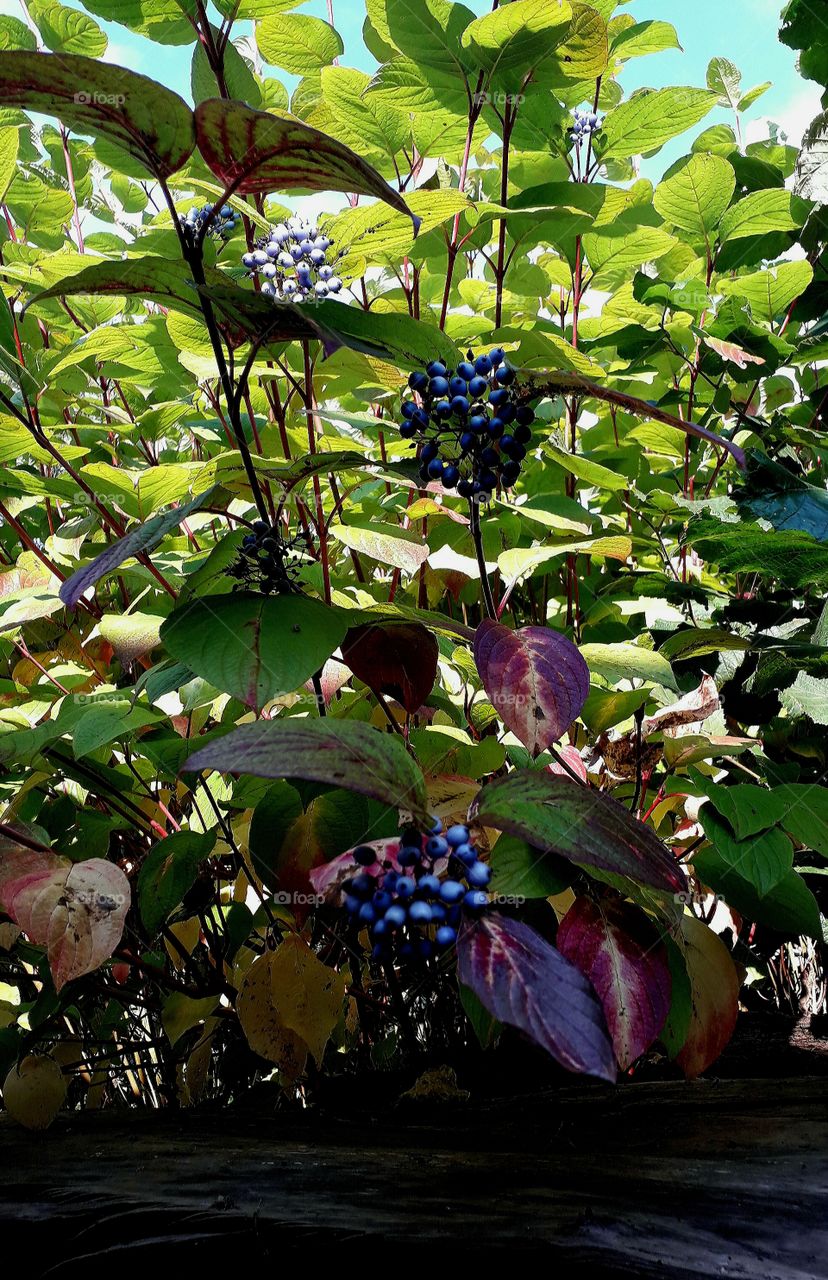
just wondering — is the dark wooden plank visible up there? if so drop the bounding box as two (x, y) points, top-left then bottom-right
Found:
(2, 1076), (827, 1279)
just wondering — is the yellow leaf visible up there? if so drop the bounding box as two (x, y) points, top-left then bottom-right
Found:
(269, 934), (346, 1066)
(2, 1054), (67, 1130)
(236, 949), (308, 1080)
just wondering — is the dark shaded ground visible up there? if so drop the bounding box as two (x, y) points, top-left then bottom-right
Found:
(1, 1017), (827, 1279)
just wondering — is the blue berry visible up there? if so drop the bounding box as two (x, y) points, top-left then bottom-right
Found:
(460, 431), (475, 450)
(469, 414), (489, 433)
(482, 447), (499, 467)
(426, 835), (449, 857)
(430, 903), (447, 923)
(409, 370), (429, 392)
(418, 874), (442, 896)
(475, 354), (493, 375)
(489, 388), (509, 407)
(488, 417), (504, 438)
(358, 902), (376, 924)
(457, 478), (475, 498)
(426, 361), (447, 377)
(467, 861), (492, 887)
(373, 891), (393, 913)
(500, 433), (516, 452)
(499, 402), (516, 425)
(429, 376), (450, 397)
(421, 440), (438, 463)
(464, 889), (489, 911)
(439, 879), (466, 904)
(513, 424), (532, 444)
(344, 895), (361, 915)
(427, 457), (444, 479)
(450, 395), (470, 415)
(398, 847), (420, 867)
(489, 347), (505, 366)
(468, 375), (488, 398)
(399, 421), (417, 438)
(446, 824), (470, 847)
(436, 925), (457, 947)
(396, 876), (415, 898)
(385, 905), (407, 928)
(479, 468), (498, 491)
(433, 400), (452, 418)
(515, 404), (535, 426)
(401, 401), (418, 419)
(442, 464), (460, 488)
(449, 376), (468, 396)
(501, 460), (521, 485)
(408, 900), (433, 925)
(372, 918), (388, 937)
(354, 845), (377, 866)
(453, 843), (476, 866)
(350, 873), (374, 897)
(495, 364), (515, 385)
(457, 361), (476, 380)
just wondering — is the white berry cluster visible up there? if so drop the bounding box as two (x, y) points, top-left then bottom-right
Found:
(241, 215), (343, 303)
(571, 108), (601, 143)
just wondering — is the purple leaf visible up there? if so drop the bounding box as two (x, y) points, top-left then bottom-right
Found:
(472, 770), (686, 896)
(557, 897), (671, 1070)
(456, 912), (616, 1082)
(181, 718), (431, 827)
(59, 489), (218, 608)
(474, 619), (589, 757)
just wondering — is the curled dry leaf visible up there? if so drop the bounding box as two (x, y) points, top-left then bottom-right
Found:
(0, 846), (130, 991)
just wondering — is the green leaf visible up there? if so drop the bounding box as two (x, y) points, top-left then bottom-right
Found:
(79, 0), (197, 46)
(736, 452), (828, 542)
(192, 29), (261, 107)
(701, 781), (787, 839)
(330, 521), (429, 575)
(693, 847), (822, 940)
(580, 642), (678, 691)
(193, 98), (418, 229)
(490, 832), (572, 899)
(611, 20), (680, 61)
(160, 593), (349, 711)
(59, 488), (221, 608)
(653, 153), (735, 237)
(0, 51), (195, 178)
(28, 0), (107, 55)
(706, 56), (741, 109)
(580, 686), (650, 734)
(460, 0), (573, 80)
(600, 87), (718, 160)
(138, 830), (216, 936)
(183, 718), (431, 827)
(659, 628), (750, 662)
(719, 189), (810, 243)
(0, 126), (18, 204)
(369, 0), (476, 78)
(699, 805), (793, 897)
(718, 260), (814, 323)
(687, 518), (828, 589)
(0, 15), (37, 50)
(257, 13), (343, 75)
(775, 784), (828, 860)
(472, 770), (686, 894)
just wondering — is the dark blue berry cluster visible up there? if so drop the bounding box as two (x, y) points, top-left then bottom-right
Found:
(183, 202), (239, 241)
(342, 820), (491, 962)
(399, 349), (535, 499)
(571, 108), (600, 144)
(229, 520), (308, 595)
(242, 215), (342, 302)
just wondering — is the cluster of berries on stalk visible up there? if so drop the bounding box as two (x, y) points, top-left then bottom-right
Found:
(571, 108), (601, 144)
(398, 349), (535, 499)
(342, 820), (491, 962)
(229, 520), (308, 595)
(183, 202), (239, 242)
(242, 215), (343, 302)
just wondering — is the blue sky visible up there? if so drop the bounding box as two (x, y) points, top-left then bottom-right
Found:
(4, 0), (821, 166)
